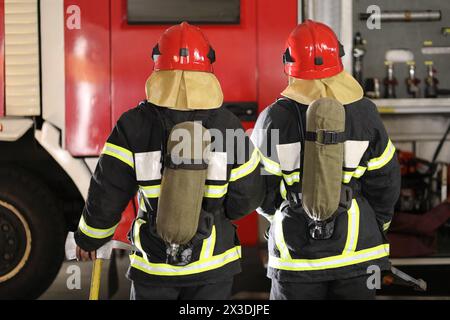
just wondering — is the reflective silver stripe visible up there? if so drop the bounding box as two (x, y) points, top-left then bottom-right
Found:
(273, 210), (292, 260)
(204, 184), (228, 198)
(229, 149), (260, 181)
(133, 219), (149, 262)
(353, 166), (367, 178)
(367, 140), (396, 171)
(383, 220), (391, 231)
(344, 140), (369, 168)
(280, 180), (287, 199)
(135, 151), (162, 181)
(342, 166), (367, 183)
(78, 216), (118, 239)
(129, 246), (241, 276)
(283, 171), (300, 186)
(260, 152), (282, 176)
(257, 208), (274, 223)
(342, 171), (354, 183)
(200, 226), (216, 259)
(342, 200), (360, 254)
(268, 244), (389, 271)
(137, 191), (147, 212)
(276, 142), (301, 171)
(102, 143), (134, 168)
(139, 185), (161, 198)
(207, 152), (227, 181)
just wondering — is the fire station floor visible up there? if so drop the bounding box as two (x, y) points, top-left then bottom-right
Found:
(39, 251), (132, 300)
(39, 246), (450, 300)
(39, 246), (271, 300)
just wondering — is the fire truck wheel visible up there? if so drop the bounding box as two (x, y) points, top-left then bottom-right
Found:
(0, 167), (66, 299)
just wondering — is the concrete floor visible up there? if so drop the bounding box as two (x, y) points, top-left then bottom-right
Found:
(39, 254), (131, 300)
(38, 247), (450, 300)
(39, 247), (270, 300)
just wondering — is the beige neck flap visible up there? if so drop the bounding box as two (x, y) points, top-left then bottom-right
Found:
(281, 71), (364, 105)
(146, 70), (224, 111)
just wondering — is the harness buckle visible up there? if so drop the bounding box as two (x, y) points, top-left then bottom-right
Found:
(316, 129), (339, 145)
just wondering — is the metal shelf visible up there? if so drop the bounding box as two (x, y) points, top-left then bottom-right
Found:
(374, 98), (450, 114)
(391, 257), (450, 266)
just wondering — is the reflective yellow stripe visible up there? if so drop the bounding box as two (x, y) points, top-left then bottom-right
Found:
(129, 246), (241, 276)
(353, 166), (367, 178)
(204, 184), (228, 198)
(283, 171), (300, 186)
(102, 142), (134, 169)
(269, 244), (389, 271)
(280, 180), (287, 200)
(342, 200), (360, 254)
(200, 226), (216, 259)
(139, 185), (161, 198)
(383, 220), (391, 231)
(229, 149), (260, 182)
(342, 166), (367, 183)
(258, 150), (282, 176)
(367, 140), (396, 171)
(342, 171), (353, 183)
(78, 216), (118, 239)
(273, 210), (292, 260)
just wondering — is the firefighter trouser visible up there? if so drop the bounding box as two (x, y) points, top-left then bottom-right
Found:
(270, 275), (376, 300)
(130, 280), (233, 300)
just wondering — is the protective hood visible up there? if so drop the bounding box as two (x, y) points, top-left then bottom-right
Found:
(146, 70), (224, 111)
(281, 70), (364, 105)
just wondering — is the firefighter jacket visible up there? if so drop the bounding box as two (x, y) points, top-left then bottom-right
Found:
(251, 97), (401, 282)
(75, 101), (264, 286)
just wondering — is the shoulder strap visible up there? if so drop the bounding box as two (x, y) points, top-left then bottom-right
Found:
(190, 109), (217, 130)
(144, 101), (170, 166)
(275, 97), (305, 146)
(145, 100), (218, 166)
(275, 98), (305, 202)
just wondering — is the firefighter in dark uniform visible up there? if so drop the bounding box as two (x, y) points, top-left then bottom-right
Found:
(252, 20), (401, 300)
(74, 22), (264, 300)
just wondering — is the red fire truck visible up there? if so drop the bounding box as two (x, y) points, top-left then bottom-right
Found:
(0, 0), (300, 298)
(3, 0), (449, 300)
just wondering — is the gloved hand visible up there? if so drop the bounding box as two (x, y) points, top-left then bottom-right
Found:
(76, 246), (96, 261)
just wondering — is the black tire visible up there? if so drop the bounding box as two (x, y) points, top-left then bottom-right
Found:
(0, 166), (66, 299)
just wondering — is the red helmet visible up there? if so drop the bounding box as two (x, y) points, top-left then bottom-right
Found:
(283, 20), (345, 80)
(152, 22), (216, 72)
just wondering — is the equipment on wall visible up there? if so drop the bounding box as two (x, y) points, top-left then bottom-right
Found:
(385, 49), (414, 64)
(359, 10), (441, 22)
(421, 39), (450, 55)
(397, 121), (450, 213)
(424, 61), (439, 98)
(352, 32), (366, 85)
(405, 61), (420, 98)
(383, 61), (398, 99)
(364, 78), (381, 99)
(382, 50), (415, 99)
(422, 46), (450, 55)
